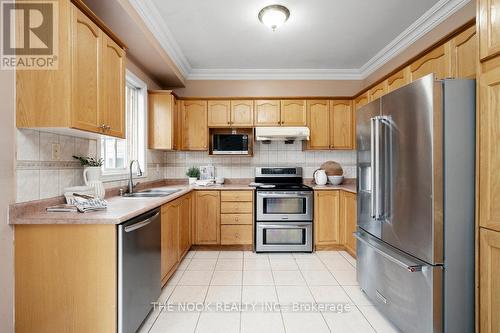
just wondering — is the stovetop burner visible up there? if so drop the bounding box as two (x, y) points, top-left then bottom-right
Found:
(253, 167), (311, 191)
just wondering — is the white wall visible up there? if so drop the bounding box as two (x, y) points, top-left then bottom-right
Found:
(0, 63), (16, 333)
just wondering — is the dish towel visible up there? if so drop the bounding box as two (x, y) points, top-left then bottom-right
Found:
(66, 197), (108, 213)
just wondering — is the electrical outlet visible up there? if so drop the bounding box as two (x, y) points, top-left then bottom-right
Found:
(52, 143), (61, 160)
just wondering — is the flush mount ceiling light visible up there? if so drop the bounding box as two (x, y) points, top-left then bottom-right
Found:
(258, 4), (290, 31)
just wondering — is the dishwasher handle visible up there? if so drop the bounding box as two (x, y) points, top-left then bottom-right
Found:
(124, 212), (160, 233)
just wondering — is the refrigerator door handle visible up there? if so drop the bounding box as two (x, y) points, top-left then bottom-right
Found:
(370, 117), (376, 219)
(354, 231), (424, 272)
(371, 116), (383, 220)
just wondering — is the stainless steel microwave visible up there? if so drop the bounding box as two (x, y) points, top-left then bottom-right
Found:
(212, 134), (249, 155)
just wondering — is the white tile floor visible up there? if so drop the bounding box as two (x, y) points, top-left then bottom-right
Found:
(138, 250), (401, 333)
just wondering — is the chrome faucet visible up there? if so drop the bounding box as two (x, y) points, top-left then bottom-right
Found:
(128, 160), (143, 194)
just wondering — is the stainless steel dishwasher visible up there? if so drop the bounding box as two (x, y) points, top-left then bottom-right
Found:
(118, 208), (161, 333)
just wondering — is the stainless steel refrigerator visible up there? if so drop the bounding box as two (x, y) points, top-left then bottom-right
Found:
(355, 74), (475, 333)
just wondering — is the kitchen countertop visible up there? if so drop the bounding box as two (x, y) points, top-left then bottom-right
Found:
(10, 180), (356, 225)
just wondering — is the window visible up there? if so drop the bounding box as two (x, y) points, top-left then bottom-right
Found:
(100, 70), (147, 179)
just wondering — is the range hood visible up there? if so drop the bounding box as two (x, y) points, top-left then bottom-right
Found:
(255, 127), (310, 141)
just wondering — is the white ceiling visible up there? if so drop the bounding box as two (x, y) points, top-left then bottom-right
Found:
(129, 0), (471, 79)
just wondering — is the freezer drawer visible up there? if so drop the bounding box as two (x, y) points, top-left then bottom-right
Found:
(356, 231), (443, 333)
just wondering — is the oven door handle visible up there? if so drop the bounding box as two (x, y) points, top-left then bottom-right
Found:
(258, 224), (311, 228)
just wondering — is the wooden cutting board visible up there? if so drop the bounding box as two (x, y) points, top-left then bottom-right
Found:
(320, 161), (343, 176)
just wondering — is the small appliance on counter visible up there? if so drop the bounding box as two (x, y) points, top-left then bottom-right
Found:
(199, 165), (215, 180)
(254, 167), (313, 253)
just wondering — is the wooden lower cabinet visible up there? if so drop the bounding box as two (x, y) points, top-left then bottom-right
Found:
(194, 191), (221, 244)
(178, 193), (192, 260)
(340, 191), (357, 255)
(314, 190), (341, 246)
(314, 190), (357, 253)
(219, 190), (253, 245)
(161, 200), (180, 282)
(15, 225), (117, 333)
(480, 228), (500, 333)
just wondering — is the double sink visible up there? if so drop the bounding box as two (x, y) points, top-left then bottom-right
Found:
(122, 187), (181, 198)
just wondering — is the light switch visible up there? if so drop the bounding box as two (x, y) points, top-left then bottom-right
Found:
(52, 143), (61, 160)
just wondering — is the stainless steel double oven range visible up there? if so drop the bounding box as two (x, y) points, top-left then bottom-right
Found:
(254, 167), (313, 252)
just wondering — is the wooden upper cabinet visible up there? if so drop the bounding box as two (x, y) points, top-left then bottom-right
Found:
(354, 92), (369, 111)
(340, 191), (357, 255)
(314, 190), (341, 246)
(254, 100), (280, 126)
(306, 100), (330, 149)
(100, 34), (126, 138)
(181, 100), (208, 150)
(479, 0), (500, 60)
(330, 100), (353, 149)
(368, 82), (388, 102)
(281, 100), (307, 126)
(174, 98), (182, 150)
(409, 43), (452, 81)
(16, 3), (126, 139)
(194, 191), (220, 245)
(450, 25), (477, 79)
(161, 201), (179, 281)
(387, 68), (410, 93)
(479, 59), (500, 232)
(479, 228), (500, 333)
(230, 100), (254, 126)
(71, 6), (101, 134)
(148, 91), (176, 150)
(208, 100), (231, 127)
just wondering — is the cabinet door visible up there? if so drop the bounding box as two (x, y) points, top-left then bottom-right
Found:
(306, 100), (330, 150)
(231, 100), (254, 126)
(254, 100), (280, 126)
(409, 43), (451, 81)
(479, 60), (500, 232)
(450, 25), (477, 79)
(480, 228), (500, 333)
(330, 100), (353, 149)
(178, 194), (192, 260)
(281, 100), (306, 126)
(354, 92), (368, 111)
(340, 191), (357, 255)
(181, 100), (208, 150)
(314, 191), (341, 246)
(194, 191), (220, 244)
(173, 98), (181, 150)
(387, 68), (410, 93)
(208, 100), (231, 127)
(161, 201), (179, 280)
(100, 34), (126, 138)
(71, 6), (101, 134)
(148, 91), (174, 150)
(368, 82), (388, 102)
(479, 0), (500, 60)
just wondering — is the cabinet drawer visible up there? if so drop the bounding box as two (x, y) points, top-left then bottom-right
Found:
(221, 225), (252, 245)
(221, 214), (253, 225)
(221, 191), (253, 202)
(221, 202), (253, 214)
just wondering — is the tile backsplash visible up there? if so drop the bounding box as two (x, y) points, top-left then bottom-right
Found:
(16, 129), (165, 203)
(16, 131), (356, 203)
(165, 141), (356, 180)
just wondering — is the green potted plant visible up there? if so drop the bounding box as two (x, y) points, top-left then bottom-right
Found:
(186, 166), (200, 185)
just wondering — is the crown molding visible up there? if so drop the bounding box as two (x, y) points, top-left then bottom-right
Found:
(358, 0), (471, 77)
(127, 0), (192, 77)
(129, 0), (471, 81)
(187, 68), (364, 80)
